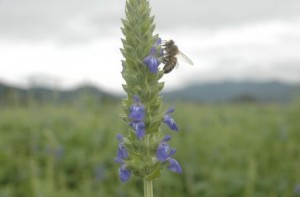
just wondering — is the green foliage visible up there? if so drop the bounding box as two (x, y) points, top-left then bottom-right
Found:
(0, 102), (300, 196)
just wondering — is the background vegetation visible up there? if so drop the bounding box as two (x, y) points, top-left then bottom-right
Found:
(1, 96), (300, 196)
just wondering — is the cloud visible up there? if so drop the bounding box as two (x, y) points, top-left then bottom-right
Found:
(159, 18), (300, 89)
(1, 0), (300, 93)
(1, 0), (300, 43)
(152, 0), (300, 28)
(0, 0), (125, 43)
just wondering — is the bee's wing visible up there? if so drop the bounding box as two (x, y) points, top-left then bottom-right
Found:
(178, 51), (194, 65)
(175, 61), (180, 69)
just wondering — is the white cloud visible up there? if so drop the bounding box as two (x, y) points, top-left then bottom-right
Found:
(158, 18), (300, 89)
(1, 0), (300, 43)
(1, 15), (300, 93)
(0, 35), (125, 93)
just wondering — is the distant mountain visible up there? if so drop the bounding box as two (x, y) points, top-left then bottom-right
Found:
(0, 82), (118, 105)
(163, 81), (300, 103)
(1, 81), (300, 104)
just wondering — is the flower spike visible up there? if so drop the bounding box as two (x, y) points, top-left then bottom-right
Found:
(117, 0), (184, 186)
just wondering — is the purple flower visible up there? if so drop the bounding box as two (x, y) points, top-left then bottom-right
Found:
(156, 135), (182, 173)
(115, 134), (132, 182)
(167, 158), (182, 173)
(163, 107), (178, 131)
(129, 96), (145, 120)
(162, 134), (171, 142)
(129, 121), (145, 140)
(295, 183), (300, 195)
(115, 143), (129, 163)
(156, 135), (176, 161)
(116, 133), (123, 141)
(143, 52), (160, 73)
(156, 38), (162, 45)
(119, 164), (131, 182)
(133, 95), (140, 103)
(115, 134), (129, 163)
(129, 102), (145, 121)
(143, 38), (162, 74)
(129, 96), (146, 140)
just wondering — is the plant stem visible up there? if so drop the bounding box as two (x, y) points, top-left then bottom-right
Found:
(144, 180), (153, 197)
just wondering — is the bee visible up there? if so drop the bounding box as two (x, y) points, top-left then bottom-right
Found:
(162, 40), (193, 73)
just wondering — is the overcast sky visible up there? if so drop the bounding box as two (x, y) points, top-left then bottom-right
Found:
(1, 0), (300, 93)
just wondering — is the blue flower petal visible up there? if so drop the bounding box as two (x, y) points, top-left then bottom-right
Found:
(116, 133), (123, 141)
(136, 127), (145, 140)
(114, 157), (123, 164)
(295, 183), (300, 195)
(143, 56), (159, 73)
(149, 46), (156, 55)
(167, 158), (182, 173)
(115, 139), (129, 164)
(129, 96), (145, 121)
(129, 104), (145, 121)
(117, 143), (128, 159)
(156, 141), (170, 161)
(168, 149), (176, 158)
(119, 165), (131, 182)
(143, 45), (161, 74)
(163, 114), (178, 131)
(133, 95), (140, 103)
(162, 135), (172, 142)
(156, 38), (162, 45)
(166, 107), (175, 114)
(129, 121), (145, 140)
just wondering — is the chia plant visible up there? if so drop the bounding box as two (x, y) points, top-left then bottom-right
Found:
(115, 0), (182, 196)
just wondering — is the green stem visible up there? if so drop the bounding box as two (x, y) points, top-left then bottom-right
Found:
(144, 180), (153, 197)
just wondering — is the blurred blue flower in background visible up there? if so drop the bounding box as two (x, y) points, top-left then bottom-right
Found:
(295, 183), (300, 195)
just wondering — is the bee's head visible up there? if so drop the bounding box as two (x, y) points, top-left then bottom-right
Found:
(168, 40), (175, 45)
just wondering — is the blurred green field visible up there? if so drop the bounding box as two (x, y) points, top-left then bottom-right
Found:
(0, 101), (300, 197)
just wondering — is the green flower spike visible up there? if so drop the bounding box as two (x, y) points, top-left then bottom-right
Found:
(116, 0), (182, 196)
